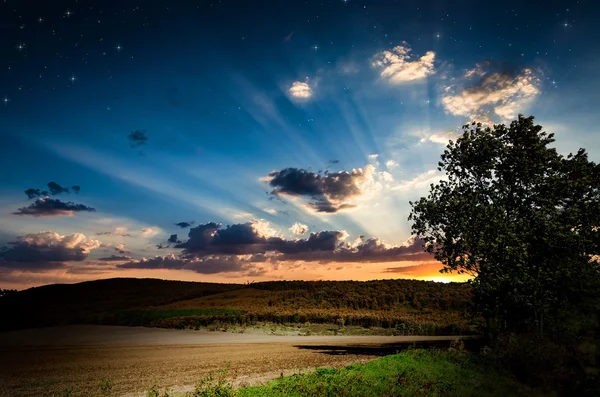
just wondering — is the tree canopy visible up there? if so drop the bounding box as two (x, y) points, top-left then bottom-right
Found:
(409, 115), (600, 339)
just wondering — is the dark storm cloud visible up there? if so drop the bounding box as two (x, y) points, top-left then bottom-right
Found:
(47, 181), (69, 195)
(128, 130), (148, 148)
(24, 188), (45, 199)
(71, 185), (81, 193)
(117, 220), (430, 275)
(13, 197), (96, 217)
(174, 222), (344, 256)
(97, 255), (133, 262)
(173, 221), (429, 262)
(168, 234), (180, 243)
(328, 160), (340, 164)
(174, 221), (195, 229)
(24, 181), (75, 199)
(264, 167), (371, 213)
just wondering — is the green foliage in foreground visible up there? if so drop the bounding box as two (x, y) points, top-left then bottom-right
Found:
(147, 349), (540, 397)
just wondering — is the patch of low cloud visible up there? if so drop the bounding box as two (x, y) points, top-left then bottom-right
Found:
(372, 42), (436, 83)
(168, 234), (181, 244)
(386, 160), (399, 170)
(0, 231), (101, 270)
(96, 227), (132, 237)
(13, 197), (96, 217)
(441, 61), (541, 122)
(114, 243), (131, 254)
(117, 225), (432, 276)
(263, 165), (385, 213)
(97, 255), (133, 262)
(141, 227), (161, 238)
(419, 130), (462, 145)
(288, 81), (312, 99)
(393, 169), (445, 193)
(290, 222), (309, 236)
(24, 181), (82, 199)
(174, 221), (195, 229)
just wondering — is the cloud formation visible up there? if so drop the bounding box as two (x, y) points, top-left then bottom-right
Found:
(118, 254), (266, 275)
(372, 42), (436, 83)
(13, 197), (96, 217)
(168, 234), (180, 244)
(114, 243), (130, 254)
(441, 62), (541, 121)
(141, 227), (160, 237)
(263, 165), (379, 213)
(128, 130), (148, 148)
(97, 255), (133, 262)
(24, 181), (82, 199)
(117, 220), (432, 275)
(174, 221), (195, 229)
(290, 222), (309, 235)
(288, 81), (312, 99)
(96, 227), (132, 237)
(0, 231), (101, 270)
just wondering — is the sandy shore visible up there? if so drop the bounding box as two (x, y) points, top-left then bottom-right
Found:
(0, 325), (466, 397)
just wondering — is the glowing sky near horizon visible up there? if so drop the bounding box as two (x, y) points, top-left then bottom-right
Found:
(1, 0), (599, 290)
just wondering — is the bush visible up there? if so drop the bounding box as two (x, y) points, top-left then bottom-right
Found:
(493, 333), (599, 395)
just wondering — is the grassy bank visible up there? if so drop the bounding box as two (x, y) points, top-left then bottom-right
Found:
(145, 348), (540, 397)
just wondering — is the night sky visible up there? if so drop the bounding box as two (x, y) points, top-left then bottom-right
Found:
(1, 0), (598, 289)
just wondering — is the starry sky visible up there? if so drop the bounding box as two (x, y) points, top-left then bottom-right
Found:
(1, 0), (599, 290)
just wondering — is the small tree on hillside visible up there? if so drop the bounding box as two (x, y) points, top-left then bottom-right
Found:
(409, 115), (600, 340)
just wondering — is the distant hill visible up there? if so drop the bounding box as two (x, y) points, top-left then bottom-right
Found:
(0, 278), (477, 334)
(0, 278), (239, 331)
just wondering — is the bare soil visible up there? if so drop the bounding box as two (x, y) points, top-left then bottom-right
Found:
(0, 325), (465, 397)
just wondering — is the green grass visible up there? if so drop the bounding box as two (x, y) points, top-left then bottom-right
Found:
(146, 349), (540, 397)
(237, 350), (537, 397)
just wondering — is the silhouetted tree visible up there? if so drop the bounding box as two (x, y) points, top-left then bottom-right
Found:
(409, 115), (600, 341)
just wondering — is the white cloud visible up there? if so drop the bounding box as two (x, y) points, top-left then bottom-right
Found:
(385, 160), (399, 170)
(368, 154), (379, 159)
(441, 64), (541, 122)
(419, 130), (461, 145)
(250, 219), (279, 239)
(288, 81), (312, 99)
(141, 227), (160, 238)
(372, 42), (436, 83)
(263, 208), (278, 215)
(22, 231), (101, 254)
(290, 222), (309, 235)
(115, 243), (131, 254)
(114, 227), (128, 236)
(392, 169), (445, 192)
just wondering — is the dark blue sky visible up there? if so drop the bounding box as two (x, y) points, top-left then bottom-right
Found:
(1, 0), (599, 288)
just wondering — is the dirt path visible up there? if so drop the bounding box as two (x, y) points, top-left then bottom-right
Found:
(0, 325), (467, 397)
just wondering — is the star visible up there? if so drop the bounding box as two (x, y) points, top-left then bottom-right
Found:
(65, 9), (73, 18)
(16, 42), (25, 52)
(38, 17), (43, 23)
(69, 75), (77, 84)
(3, 96), (9, 106)
(116, 44), (123, 52)
(313, 45), (319, 51)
